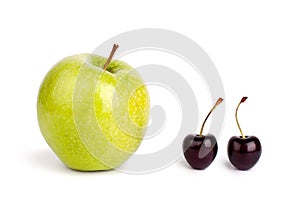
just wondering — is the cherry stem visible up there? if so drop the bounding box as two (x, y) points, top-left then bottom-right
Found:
(199, 98), (223, 136)
(103, 44), (119, 72)
(235, 97), (248, 139)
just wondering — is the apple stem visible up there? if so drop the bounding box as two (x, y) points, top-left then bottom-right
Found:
(235, 97), (248, 139)
(199, 98), (223, 136)
(103, 44), (119, 72)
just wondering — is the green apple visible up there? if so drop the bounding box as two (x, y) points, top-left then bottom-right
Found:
(37, 45), (150, 171)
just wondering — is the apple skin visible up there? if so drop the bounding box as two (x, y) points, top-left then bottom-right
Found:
(37, 54), (150, 171)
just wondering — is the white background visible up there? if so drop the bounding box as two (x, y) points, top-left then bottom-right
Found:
(0, 0), (299, 199)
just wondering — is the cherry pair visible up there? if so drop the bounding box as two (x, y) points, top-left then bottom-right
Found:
(182, 97), (262, 170)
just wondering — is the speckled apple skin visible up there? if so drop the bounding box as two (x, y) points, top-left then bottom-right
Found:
(37, 54), (149, 171)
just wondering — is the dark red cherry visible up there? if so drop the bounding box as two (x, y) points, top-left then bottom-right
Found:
(228, 97), (262, 170)
(182, 98), (223, 170)
(183, 134), (218, 169)
(227, 136), (261, 170)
